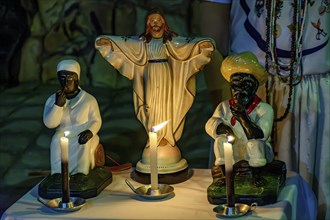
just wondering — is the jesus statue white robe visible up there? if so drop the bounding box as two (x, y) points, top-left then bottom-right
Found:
(95, 35), (214, 169)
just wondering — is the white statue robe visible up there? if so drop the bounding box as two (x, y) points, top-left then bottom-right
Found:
(43, 89), (102, 175)
(205, 96), (274, 167)
(96, 35), (214, 147)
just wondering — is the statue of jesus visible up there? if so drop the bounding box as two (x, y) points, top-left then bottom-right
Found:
(95, 8), (214, 176)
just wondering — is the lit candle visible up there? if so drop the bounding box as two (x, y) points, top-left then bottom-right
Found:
(149, 131), (158, 190)
(224, 139), (235, 207)
(60, 136), (69, 163)
(60, 133), (70, 203)
(149, 121), (169, 191)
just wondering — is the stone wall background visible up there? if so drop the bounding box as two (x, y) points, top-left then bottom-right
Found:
(15, 0), (205, 89)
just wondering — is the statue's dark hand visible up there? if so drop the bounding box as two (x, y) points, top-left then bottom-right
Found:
(216, 123), (234, 136)
(230, 93), (248, 120)
(78, 130), (93, 144)
(55, 89), (66, 107)
(231, 93), (247, 111)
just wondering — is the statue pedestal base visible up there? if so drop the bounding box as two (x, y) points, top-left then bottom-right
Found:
(132, 167), (193, 184)
(38, 166), (112, 199)
(208, 160), (286, 206)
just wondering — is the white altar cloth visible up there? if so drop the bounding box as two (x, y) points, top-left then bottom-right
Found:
(1, 169), (316, 220)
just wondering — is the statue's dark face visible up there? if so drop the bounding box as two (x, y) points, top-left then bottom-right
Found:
(57, 70), (79, 95)
(230, 73), (259, 105)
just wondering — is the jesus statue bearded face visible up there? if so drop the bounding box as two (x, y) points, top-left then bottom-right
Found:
(147, 13), (165, 39)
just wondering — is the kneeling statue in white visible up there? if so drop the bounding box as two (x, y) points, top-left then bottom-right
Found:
(43, 59), (102, 176)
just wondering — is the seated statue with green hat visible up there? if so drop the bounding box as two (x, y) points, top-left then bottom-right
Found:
(205, 51), (286, 205)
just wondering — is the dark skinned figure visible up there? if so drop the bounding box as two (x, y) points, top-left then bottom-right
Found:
(43, 59), (102, 176)
(205, 52), (274, 187)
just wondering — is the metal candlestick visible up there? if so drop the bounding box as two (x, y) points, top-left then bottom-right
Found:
(37, 162), (86, 211)
(213, 202), (258, 218)
(37, 175), (86, 213)
(125, 179), (174, 200)
(38, 197), (86, 212)
(214, 158), (257, 217)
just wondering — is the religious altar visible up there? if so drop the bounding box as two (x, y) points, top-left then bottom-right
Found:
(1, 169), (316, 220)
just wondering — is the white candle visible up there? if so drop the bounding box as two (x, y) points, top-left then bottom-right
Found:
(224, 142), (233, 173)
(149, 120), (168, 191)
(224, 141), (235, 207)
(149, 131), (158, 190)
(60, 136), (69, 163)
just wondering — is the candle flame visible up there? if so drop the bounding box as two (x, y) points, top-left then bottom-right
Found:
(226, 135), (235, 143)
(152, 120), (169, 132)
(64, 131), (70, 137)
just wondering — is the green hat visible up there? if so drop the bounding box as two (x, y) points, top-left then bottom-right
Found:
(221, 51), (268, 85)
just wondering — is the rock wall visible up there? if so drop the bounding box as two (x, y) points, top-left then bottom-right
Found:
(19, 0), (203, 89)
(0, 0), (28, 88)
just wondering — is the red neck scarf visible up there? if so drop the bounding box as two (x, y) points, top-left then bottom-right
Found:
(229, 95), (261, 126)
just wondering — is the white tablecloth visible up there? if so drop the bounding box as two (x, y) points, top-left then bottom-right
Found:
(1, 169), (317, 220)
